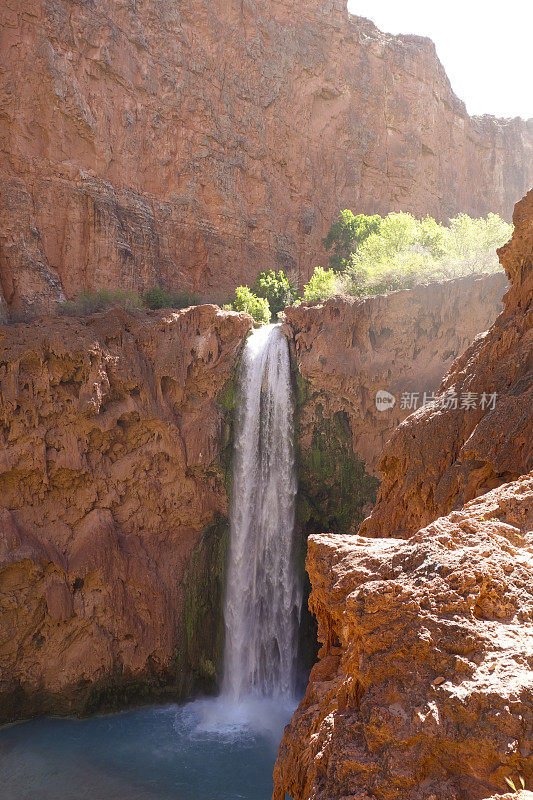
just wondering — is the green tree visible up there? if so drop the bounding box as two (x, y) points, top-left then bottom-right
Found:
(252, 270), (298, 317)
(418, 215), (447, 258)
(303, 267), (340, 303)
(231, 286), (270, 323)
(322, 210), (382, 272)
(342, 211), (511, 297)
(443, 213), (512, 273)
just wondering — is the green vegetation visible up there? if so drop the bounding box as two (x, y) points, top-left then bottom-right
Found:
(54, 210), (511, 320)
(143, 286), (200, 309)
(297, 405), (379, 536)
(252, 270), (298, 317)
(302, 266), (340, 303)
(180, 516), (229, 692)
(322, 209), (382, 272)
(229, 285), (271, 323)
(227, 270), (298, 322)
(58, 286), (200, 316)
(304, 210), (512, 302)
(58, 289), (143, 316)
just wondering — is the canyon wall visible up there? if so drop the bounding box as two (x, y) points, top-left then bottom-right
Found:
(0, 304), (251, 721)
(0, 268), (508, 722)
(1, 0), (532, 317)
(273, 191), (532, 799)
(285, 271), (507, 535)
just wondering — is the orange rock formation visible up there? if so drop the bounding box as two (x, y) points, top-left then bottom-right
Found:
(0, 271), (505, 722)
(0, 304), (251, 721)
(285, 272), (507, 476)
(272, 191), (533, 799)
(362, 190), (533, 537)
(1, 0), (532, 317)
(275, 477), (533, 800)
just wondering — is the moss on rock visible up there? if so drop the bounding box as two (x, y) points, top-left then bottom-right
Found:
(291, 366), (380, 683)
(297, 403), (379, 536)
(180, 516), (229, 694)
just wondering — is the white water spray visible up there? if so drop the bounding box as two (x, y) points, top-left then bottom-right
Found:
(221, 323), (301, 702)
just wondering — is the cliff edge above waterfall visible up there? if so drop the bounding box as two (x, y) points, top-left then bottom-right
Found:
(0, 304), (251, 721)
(272, 191), (533, 799)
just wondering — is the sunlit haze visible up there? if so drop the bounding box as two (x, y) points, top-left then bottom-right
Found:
(347, 0), (533, 119)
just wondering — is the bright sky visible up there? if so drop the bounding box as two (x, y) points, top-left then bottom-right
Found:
(346, 0), (533, 120)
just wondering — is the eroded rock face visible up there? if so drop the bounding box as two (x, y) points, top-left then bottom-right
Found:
(0, 304), (251, 721)
(274, 476), (533, 800)
(273, 192), (532, 800)
(362, 190), (533, 539)
(284, 272), (507, 534)
(1, 0), (532, 315)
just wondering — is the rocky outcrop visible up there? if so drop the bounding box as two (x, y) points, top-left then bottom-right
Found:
(284, 272), (507, 534)
(0, 304), (251, 721)
(273, 191), (532, 800)
(362, 190), (533, 539)
(274, 476), (533, 800)
(1, 0), (532, 316)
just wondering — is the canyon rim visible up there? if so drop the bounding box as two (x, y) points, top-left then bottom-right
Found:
(1, 0), (533, 316)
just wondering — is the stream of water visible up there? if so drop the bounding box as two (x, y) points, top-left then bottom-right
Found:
(0, 323), (300, 799)
(223, 323), (301, 701)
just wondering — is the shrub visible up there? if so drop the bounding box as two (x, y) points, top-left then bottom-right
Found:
(58, 289), (143, 316)
(322, 210), (382, 272)
(337, 211), (511, 298)
(231, 286), (270, 323)
(303, 267), (341, 303)
(251, 270), (299, 317)
(144, 286), (200, 310)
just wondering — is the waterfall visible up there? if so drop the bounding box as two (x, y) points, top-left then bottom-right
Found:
(221, 323), (301, 702)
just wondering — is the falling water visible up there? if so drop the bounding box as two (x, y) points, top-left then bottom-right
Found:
(222, 323), (301, 702)
(0, 323), (302, 799)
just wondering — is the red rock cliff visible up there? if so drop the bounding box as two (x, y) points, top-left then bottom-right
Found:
(283, 272), (507, 538)
(272, 192), (533, 799)
(285, 272), (507, 475)
(361, 189), (533, 538)
(0, 304), (251, 721)
(1, 0), (532, 316)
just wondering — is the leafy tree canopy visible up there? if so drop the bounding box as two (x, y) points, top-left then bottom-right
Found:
(302, 267), (340, 303)
(304, 210), (512, 303)
(322, 210), (382, 272)
(252, 270), (298, 317)
(231, 285), (271, 324)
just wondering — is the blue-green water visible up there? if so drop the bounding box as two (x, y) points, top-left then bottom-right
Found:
(0, 697), (294, 800)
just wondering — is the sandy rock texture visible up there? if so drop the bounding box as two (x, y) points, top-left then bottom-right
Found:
(0, 304), (251, 721)
(284, 272), (507, 476)
(274, 476), (533, 800)
(273, 191), (532, 800)
(1, 0), (532, 316)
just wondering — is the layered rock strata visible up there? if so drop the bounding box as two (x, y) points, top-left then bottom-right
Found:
(1, 0), (532, 316)
(0, 304), (251, 721)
